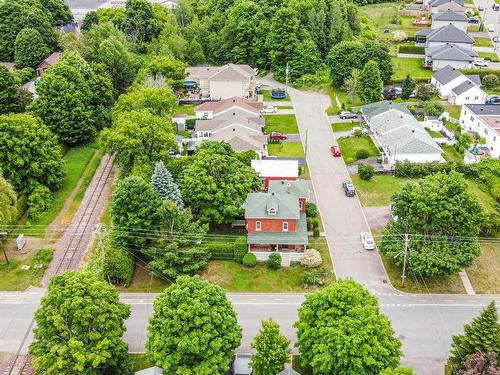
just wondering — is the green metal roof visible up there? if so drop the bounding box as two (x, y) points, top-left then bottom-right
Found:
(268, 180), (309, 198)
(247, 213), (308, 245)
(362, 100), (411, 121)
(244, 192), (299, 219)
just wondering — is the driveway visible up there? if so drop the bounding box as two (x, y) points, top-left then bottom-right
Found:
(264, 109), (295, 115)
(329, 115), (361, 123)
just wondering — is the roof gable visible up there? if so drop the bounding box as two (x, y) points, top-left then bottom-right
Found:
(244, 193), (300, 219)
(426, 24), (474, 44)
(433, 10), (468, 21)
(361, 100), (411, 121)
(451, 80), (482, 95)
(432, 64), (463, 84)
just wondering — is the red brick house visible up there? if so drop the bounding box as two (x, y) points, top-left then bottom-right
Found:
(251, 159), (298, 189)
(37, 52), (62, 77)
(243, 180), (309, 265)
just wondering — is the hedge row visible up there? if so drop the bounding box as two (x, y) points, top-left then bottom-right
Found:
(103, 242), (134, 286)
(394, 161), (469, 178)
(398, 45), (425, 55)
(459, 69), (500, 80)
(207, 236), (248, 262)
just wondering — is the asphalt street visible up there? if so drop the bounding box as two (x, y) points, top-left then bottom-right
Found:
(474, 0), (500, 50)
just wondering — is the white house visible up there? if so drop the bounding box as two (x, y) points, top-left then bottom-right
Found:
(429, 0), (465, 14)
(431, 65), (487, 104)
(194, 97), (262, 119)
(185, 64), (257, 100)
(251, 159), (299, 188)
(459, 104), (500, 158)
(416, 24), (474, 50)
(362, 101), (443, 164)
(432, 11), (469, 32)
(425, 44), (477, 70)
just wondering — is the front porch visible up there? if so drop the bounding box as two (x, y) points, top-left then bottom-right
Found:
(249, 244), (306, 252)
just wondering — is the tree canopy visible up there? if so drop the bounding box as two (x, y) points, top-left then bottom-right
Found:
(151, 161), (184, 208)
(251, 318), (291, 375)
(30, 271), (131, 374)
(121, 0), (160, 44)
(295, 278), (402, 375)
(14, 28), (50, 69)
(0, 174), (17, 226)
(359, 60), (382, 104)
(146, 275), (242, 374)
(0, 65), (22, 115)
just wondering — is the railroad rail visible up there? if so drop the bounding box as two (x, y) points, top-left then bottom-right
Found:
(1, 355), (33, 375)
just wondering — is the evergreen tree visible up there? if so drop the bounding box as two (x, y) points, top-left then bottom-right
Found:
(359, 60), (382, 104)
(449, 301), (500, 373)
(14, 28), (50, 69)
(81, 11), (99, 31)
(401, 75), (416, 100)
(151, 161), (184, 208)
(0, 65), (22, 115)
(251, 318), (291, 375)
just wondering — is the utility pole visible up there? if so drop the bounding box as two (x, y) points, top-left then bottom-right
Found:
(401, 220), (409, 286)
(0, 232), (8, 264)
(285, 62), (289, 96)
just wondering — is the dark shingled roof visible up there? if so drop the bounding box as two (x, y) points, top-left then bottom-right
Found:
(426, 24), (474, 44)
(432, 64), (462, 85)
(425, 44), (477, 62)
(451, 80), (477, 95)
(430, 0), (464, 7)
(464, 104), (500, 116)
(433, 10), (468, 22)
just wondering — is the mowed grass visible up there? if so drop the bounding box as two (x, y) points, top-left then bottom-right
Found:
(474, 37), (494, 47)
(425, 128), (443, 138)
(268, 142), (305, 157)
(0, 249), (53, 291)
(359, 3), (420, 38)
(117, 262), (170, 293)
(264, 114), (299, 134)
(202, 237), (334, 292)
(337, 136), (380, 162)
(444, 104), (462, 120)
(351, 174), (413, 206)
(467, 244), (500, 294)
(466, 180), (498, 214)
(331, 121), (360, 132)
(29, 143), (97, 230)
(478, 51), (500, 62)
(129, 353), (153, 372)
(174, 104), (195, 115)
(441, 145), (463, 162)
(391, 57), (433, 82)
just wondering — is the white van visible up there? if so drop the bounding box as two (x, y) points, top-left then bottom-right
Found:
(488, 24), (495, 32)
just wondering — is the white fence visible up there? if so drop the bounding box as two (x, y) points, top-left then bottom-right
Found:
(252, 251), (305, 267)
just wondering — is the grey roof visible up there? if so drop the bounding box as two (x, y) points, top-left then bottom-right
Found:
(268, 180), (309, 198)
(433, 10), (468, 22)
(209, 64), (254, 81)
(432, 64), (462, 84)
(134, 367), (163, 375)
(426, 24), (474, 44)
(425, 44), (477, 62)
(221, 135), (267, 152)
(361, 100), (411, 121)
(430, 0), (464, 7)
(244, 192), (300, 219)
(276, 369), (301, 375)
(451, 79), (478, 95)
(416, 28), (433, 37)
(195, 116), (263, 132)
(247, 212), (308, 245)
(465, 74), (482, 86)
(464, 104), (500, 116)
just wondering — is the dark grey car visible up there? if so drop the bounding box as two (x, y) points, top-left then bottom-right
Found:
(342, 180), (356, 197)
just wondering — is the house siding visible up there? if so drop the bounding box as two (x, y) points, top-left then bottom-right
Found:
(460, 107), (500, 158)
(432, 59), (471, 71)
(210, 80), (249, 100)
(432, 20), (468, 32)
(450, 86), (487, 105)
(247, 218), (297, 233)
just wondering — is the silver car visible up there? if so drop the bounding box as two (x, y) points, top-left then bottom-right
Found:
(360, 232), (376, 250)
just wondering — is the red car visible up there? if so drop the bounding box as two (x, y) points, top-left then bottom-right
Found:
(270, 132), (288, 140)
(331, 145), (341, 157)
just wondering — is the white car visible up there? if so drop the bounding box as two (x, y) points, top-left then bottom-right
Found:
(360, 232), (376, 250)
(474, 59), (489, 67)
(488, 24), (495, 32)
(261, 105), (278, 113)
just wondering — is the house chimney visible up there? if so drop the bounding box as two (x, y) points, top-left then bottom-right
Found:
(281, 179), (285, 184)
(286, 182), (291, 194)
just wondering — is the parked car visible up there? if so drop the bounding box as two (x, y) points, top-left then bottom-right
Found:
(360, 232), (376, 250)
(488, 95), (500, 104)
(351, 126), (368, 136)
(478, 5), (484, 11)
(382, 88), (399, 100)
(488, 24), (495, 32)
(468, 17), (480, 24)
(330, 145), (341, 157)
(494, 36), (499, 43)
(339, 111), (357, 119)
(270, 132), (288, 140)
(493, 3), (500, 10)
(342, 180), (356, 197)
(261, 105), (278, 113)
(474, 58), (489, 67)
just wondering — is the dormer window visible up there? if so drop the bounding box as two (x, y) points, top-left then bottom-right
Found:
(267, 207), (278, 215)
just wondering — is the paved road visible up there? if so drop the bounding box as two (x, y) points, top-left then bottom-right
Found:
(474, 0), (500, 53)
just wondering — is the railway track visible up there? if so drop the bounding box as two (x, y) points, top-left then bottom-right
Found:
(1, 355), (33, 375)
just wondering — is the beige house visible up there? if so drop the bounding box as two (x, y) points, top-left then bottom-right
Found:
(194, 97), (263, 119)
(185, 64), (257, 100)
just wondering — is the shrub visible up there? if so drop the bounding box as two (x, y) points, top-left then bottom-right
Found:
(206, 242), (234, 260)
(313, 227), (320, 238)
(416, 83), (438, 101)
(481, 212), (500, 237)
(482, 74), (499, 88)
(267, 253), (281, 269)
(186, 118), (195, 129)
(233, 236), (248, 263)
(353, 129), (363, 137)
(398, 45), (425, 54)
(306, 202), (318, 218)
(242, 252), (257, 267)
(300, 249), (322, 268)
(28, 184), (53, 221)
(301, 270), (320, 286)
(103, 240), (134, 286)
(14, 67), (35, 83)
(346, 157), (355, 164)
(423, 101), (445, 117)
(358, 164), (375, 180)
(311, 217), (319, 230)
(356, 149), (369, 160)
(32, 248), (53, 266)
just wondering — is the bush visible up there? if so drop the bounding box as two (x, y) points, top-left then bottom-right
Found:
(482, 74), (499, 88)
(103, 239), (134, 286)
(416, 83), (438, 101)
(306, 202), (318, 218)
(313, 227), (320, 238)
(481, 212), (500, 237)
(242, 252), (257, 267)
(346, 157), (355, 164)
(301, 270), (321, 286)
(233, 236), (248, 263)
(423, 101), (445, 117)
(32, 248), (53, 266)
(14, 67), (35, 83)
(267, 253), (282, 269)
(394, 161), (465, 178)
(28, 184), (53, 221)
(358, 164), (375, 180)
(186, 118), (196, 129)
(398, 45), (425, 54)
(206, 242), (234, 260)
(356, 149), (369, 160)
(300, 249), (322, 268)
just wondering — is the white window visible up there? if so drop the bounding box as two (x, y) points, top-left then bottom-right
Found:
(283, 222), (289, 232)
(256, 221), (261, 231)
(466, 96), (470, 100)
(267, 207), (277, 215)
(485, 128), (489, 135)
(474, 96), (479, 100)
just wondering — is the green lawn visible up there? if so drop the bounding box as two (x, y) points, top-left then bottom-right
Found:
(425, 128), (443, 138)
(29, 144), (97, 231)
(0, 248), (53, 291)
(466, 180), (498, 214)
(325, 86), (362, 115)
(174, 104), (195, 115)
(478, 51), (500, 62)
(278, 105), (294, 109)
(262, 90), (289, 101)
(444, 104), (462, 120)
(331, 121), (360, 132)
(467, 244), (500, 294)
(467, 24), (481, 32)
(129, 353), (153, 372)
(474, 37), (494, 47)
(351, 174), (413, 206)
(441, 145), (463, 162)
(391, 57), (433, 82)
(268, 142), (305, 157)
(264, 114), (299, 134)
(117, 261), (170, 293)
(202, 237), (334, 292)
(337, 136), (380, 163)
(359, 3), (420, 39)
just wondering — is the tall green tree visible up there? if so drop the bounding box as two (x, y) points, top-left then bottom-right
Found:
(294, 279), (402, 375)
(0, 65), (22, 115)
(342, 68), (360, 104)
(14, 28), (50, 69)
(448, 301), (500, 373)
(82, 11), (99, 31)
(101, 110), (177, 174)
(0, 113), (63, 194)
(380, 172), (484, 276)
(251, 318), (291, 375)
(30, 271), (130, 374)
(146, 275), (242, 375)
(113, 86), (177, 118)
(401, 75), (416, 100)
(151, 161), (184, 208)
(39, 0), (73, 25)
(135, 56), (187, 90)
(110, 176), (161, 248)
(326, 40), (365, 86)
(180, 141), (261, 224)
(121, 0), (160, 44)
(0, 174), (17, 226)
(359, 60), (382, 104)
(98, 35), (137, 92)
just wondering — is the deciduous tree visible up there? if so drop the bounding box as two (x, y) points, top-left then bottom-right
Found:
(113, 86), (177, 118)
(39, 0), (73, 25)
(380, 367), (417, 375)
(360, 60), (382, 104)
(30, 271), (131, 374)
(82, 11), (99, 31)
(98, 35), (137, 92)
(0, 174), (17, 226)
(14, 28), (50, 69)
(121, 0), (160, 44)
(151, 161), (183, 208)
(134, 56), (187, 90)
(295, 279), (402, 374)
(251, 318), (291, 375)
(146, 276), (242, 374)
(0, 65), (22, 115)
